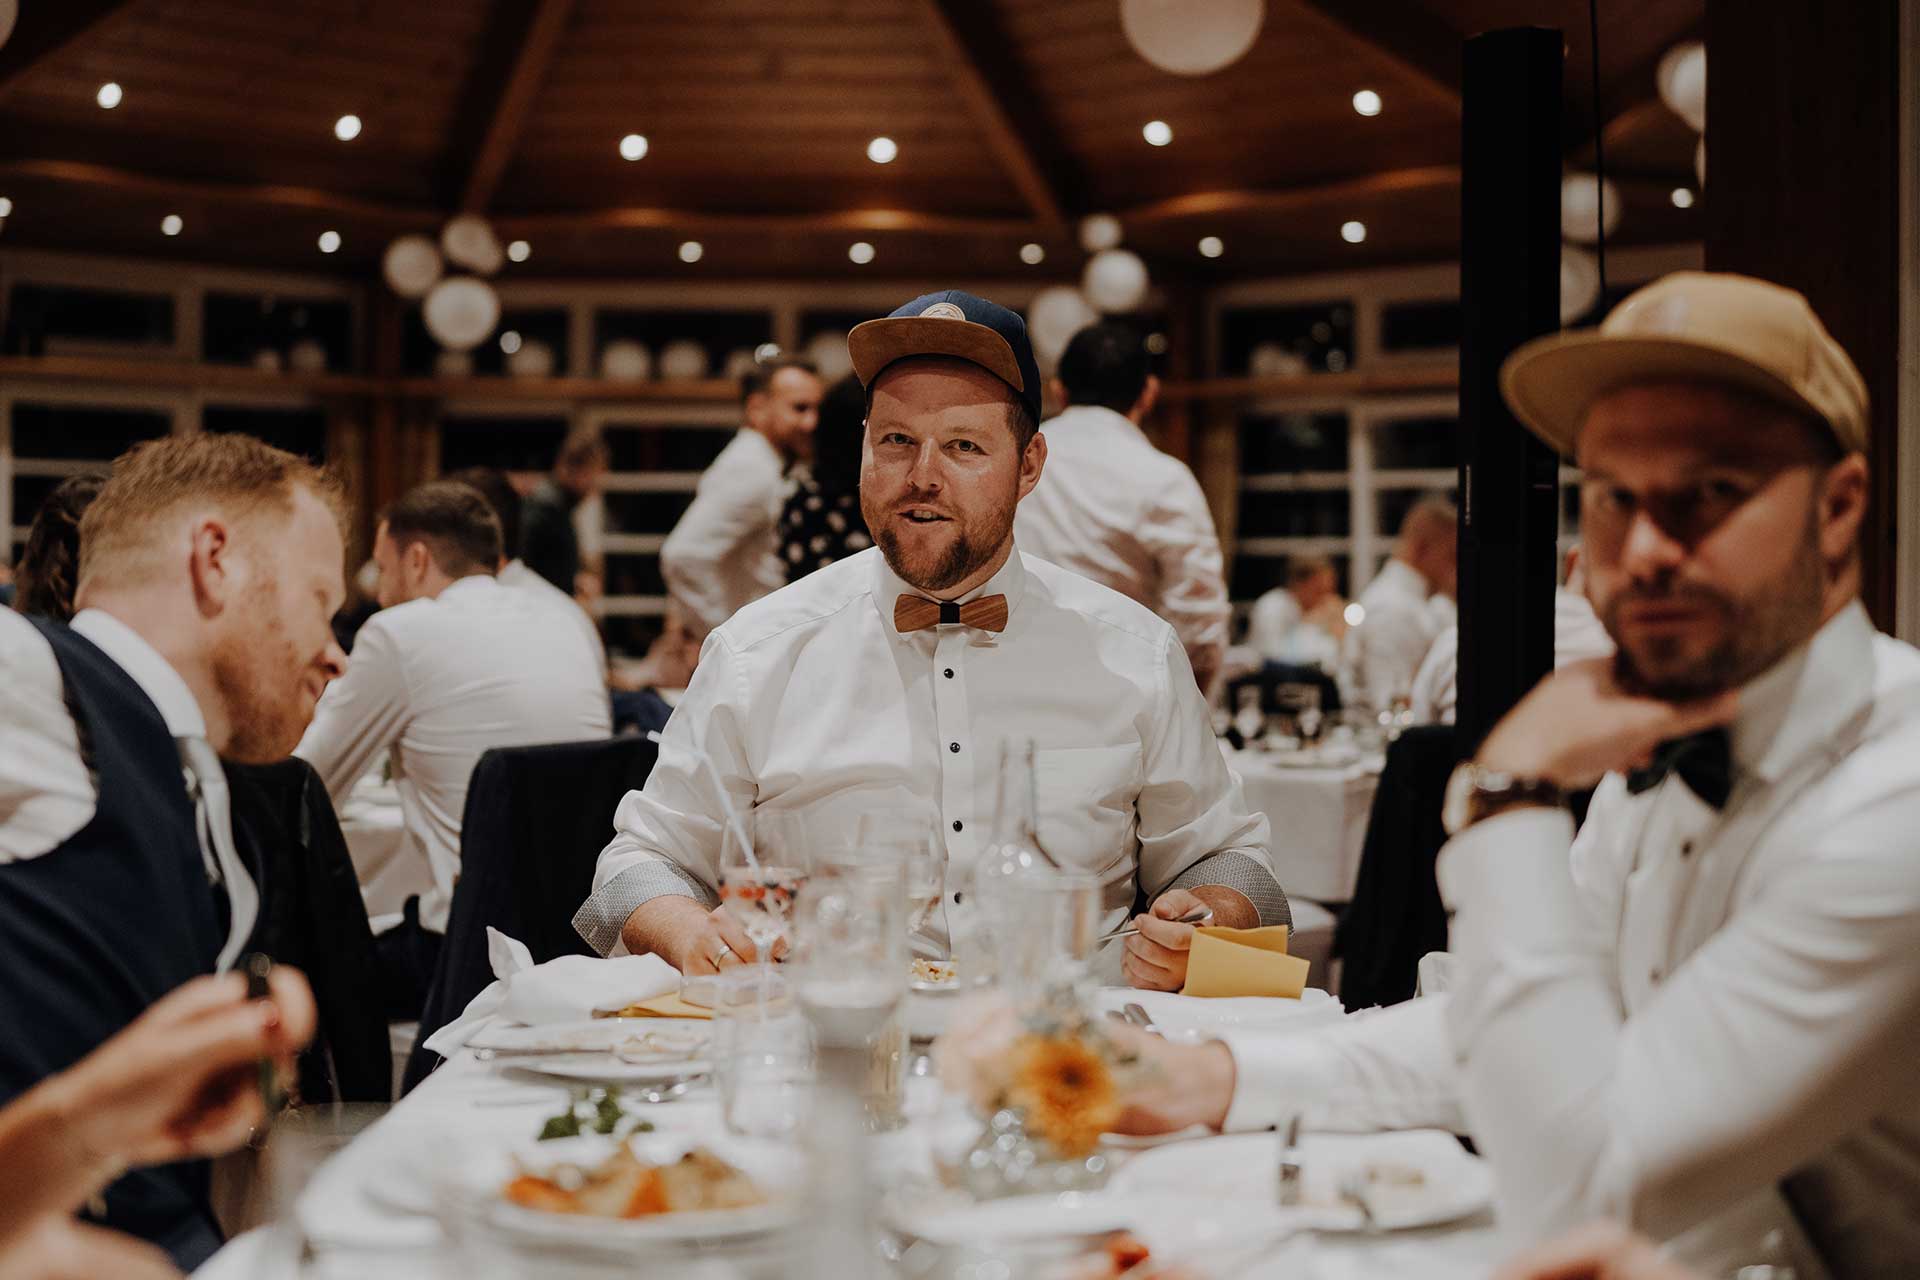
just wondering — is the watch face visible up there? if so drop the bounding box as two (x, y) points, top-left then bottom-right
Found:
(1442, 762), (1478, 836)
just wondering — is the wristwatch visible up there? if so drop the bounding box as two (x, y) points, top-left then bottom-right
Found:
(1442, 762), (1566, 836)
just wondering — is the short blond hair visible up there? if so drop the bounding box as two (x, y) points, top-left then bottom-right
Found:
(79, 434), (347, 591)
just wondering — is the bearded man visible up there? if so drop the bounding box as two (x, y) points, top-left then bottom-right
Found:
(0, 433), (350, 1267)
(574, 291), (1289, 988)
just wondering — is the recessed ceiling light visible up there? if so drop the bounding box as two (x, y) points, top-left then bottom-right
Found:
(317, 230), (342, 254)
(161, 214), (183, 236)
(1340, 220), (1367, 244)
(1019, 242), (1046, 265)
(499, 330), (523, 355)
(678, 240), (704, 263)
(96, 82), (123, 110)
(0, 197), (14, 218)
(848, 241), (876, 265)
(506, 239), (531, 263)
(1670, 187), (1696, 209)
(1352, 89), (1383, 117)
(1142, 119), (1173, 146)
(334, 114), (362, 141)
(619, 133), (649, 161)
(867, 136), (898, 164)
(1198, 235), (1224, 258)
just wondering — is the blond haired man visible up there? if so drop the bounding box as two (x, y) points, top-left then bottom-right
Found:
(0, 434), (348, 1268)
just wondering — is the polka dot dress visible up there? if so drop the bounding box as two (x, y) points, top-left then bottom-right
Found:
(780, 475), (872, 581)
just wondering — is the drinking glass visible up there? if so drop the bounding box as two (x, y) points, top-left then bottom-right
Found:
(718, 811), (812, 983)
(999, 870), (1103, 997)
(1276, 681), (1324, 745)
(855, 808), (946, 953)
(1233, 683), (1268, 748)
(711, 970), (814, 1139)
(791, 852), (909, 1130)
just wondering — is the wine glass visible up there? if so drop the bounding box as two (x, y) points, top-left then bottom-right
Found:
(1233, 684), (1268, 749)
(718, 811), (811, 981)
(855, 808), (945, 955)
(1277, 681), (1324, 747)
(791, 851), (908, 1131)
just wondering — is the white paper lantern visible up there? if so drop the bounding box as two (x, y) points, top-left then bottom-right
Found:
(658, 339), (709, 381)
(1657, 41), (1706, 133)
(507, 338), (555, 379)
(723, 347), (759, 380)
(1695, 137), (1707, 188)
(1560, 173), (1622, 244)
(1561, 245), (1602, 326)
(381, 234), (443, 298)
(1078, 213), (1124, 254)
(422, 276), (500, 351)
(1120, 0), (1264, 76)
(600, 339), (651, 381)
(1082, 248), (1150, 314)
(1027, 286), (1100, 370)
(288, 338), (327, 374)
(805, 331), (854, 382)
(252, 348), (284, 373)
(0, 1), (18, 52)
(434, 349), (473, 378)
(1249, 342), (1308, 378)
(440, 214), (504, 276)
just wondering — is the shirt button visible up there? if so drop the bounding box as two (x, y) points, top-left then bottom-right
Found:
(943, 668), (954, 679)
(1680, 841), (1695, 858)
(1649, 968), (1663, 985)
(949, 742), (960, 753)
(951, 820), (963, 832)
(952, 891), (965, 905)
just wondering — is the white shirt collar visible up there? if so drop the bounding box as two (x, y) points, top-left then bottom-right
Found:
(69, 608), (207, 740)
(1045, 404), (1148, 444)
(869, 539), (1029, 630)
(433, 573), (499, 604)
(1730, 600), (1876, 783)
(1373, 557), (1432, 599)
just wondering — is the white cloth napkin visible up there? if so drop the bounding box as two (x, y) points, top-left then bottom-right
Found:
(421, 928), (681, 1057)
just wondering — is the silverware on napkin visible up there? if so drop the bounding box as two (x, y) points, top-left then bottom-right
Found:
(1276, 1112), (1303, 1207)
(1096, 906), (1214, 944)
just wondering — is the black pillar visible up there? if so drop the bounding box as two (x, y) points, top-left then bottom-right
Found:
(1456, 27), (1563, 749)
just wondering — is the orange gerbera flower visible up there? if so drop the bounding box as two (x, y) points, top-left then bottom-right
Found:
(1006, 1034), (1120, 1157)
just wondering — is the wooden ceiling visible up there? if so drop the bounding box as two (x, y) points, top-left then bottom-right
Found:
(0, 0), (1703, 281)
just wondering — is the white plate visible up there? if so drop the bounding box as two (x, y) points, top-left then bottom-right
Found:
(507, 1054), (711, 1085)
(886, 1189), (1289, 1257)
(1093, 987), (1344, 1036)
(469, 1019), (711, 1056)
(1110, 1129), (1492, 1232)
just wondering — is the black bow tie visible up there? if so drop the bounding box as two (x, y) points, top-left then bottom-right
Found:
(1625, 728), (1734, 809)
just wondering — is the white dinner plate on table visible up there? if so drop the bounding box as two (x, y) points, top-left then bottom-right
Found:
(1093, 987), (1344, 1037)
(470, 1019), (711, 1083)
(1110, 1129), (1492, 1232)
(885, 1188), (1289, 1257)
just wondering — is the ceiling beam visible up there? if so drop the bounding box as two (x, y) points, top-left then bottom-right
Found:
(449, 0), (579, 213)
(0, 158), (439, 226)
(1121, 165), (1463, 228)
(496, 205), (1042, 238)
(911, 0), (1073, 228)
(0, 0), (141, 99)
(1292, 0), (1463, 105)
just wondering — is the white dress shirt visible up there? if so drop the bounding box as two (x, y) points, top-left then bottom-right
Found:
(296, 574), (611, 932)
(1224, 603), (1920, 1278)
(1345, 558), (1442, 711)
(1015, 405), (1230, 680)
(659, 428), (791, 635)
(498, 557), (607, 675)
(1408, 588), (1618, 723)
(575, 544), (1285, 958)
(1245, 587), (1341, 669)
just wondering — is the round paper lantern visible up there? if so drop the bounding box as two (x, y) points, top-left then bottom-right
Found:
(251, 348), (284, 373)
(440, 214), (504, 276)
(1695, 137), (1707, 187)
(1082, 248), (1150, 314)
(1027, 286), (1100, 370)
(288, 338), (327, 374)
(1560, 173), (1622, 244)
(506, 338), (555, 379)
(600, 339), (651, 381)
(434, 349), (473, 378)
(723, 347), (758, 380)
(1078, 213), (1124, 254)
(1120, 0), (1264, 76)
(1657, 41), (1706, 133)
(1560, 245), (1602, 326)
(381, 234), (443, 299)
(422, 276), (500, 351)
(1249, 342), (1307, 378)
(804, 331), (854, 382)
(658, 339), (709, 381)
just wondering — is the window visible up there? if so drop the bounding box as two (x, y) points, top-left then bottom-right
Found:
(471, 308), (569, 378)
(593, 309), (773, 381)
(203, 293), (352, 370)
(202, 405), (327, 464)
(4, 400), (173, 564)
(4, 284), (174, 354)
(438, 414), (570, 475)
(1220, 302), (1354, 375)
(1379, 299), (1460, 354)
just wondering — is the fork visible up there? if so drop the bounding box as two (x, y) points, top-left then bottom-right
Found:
(1338, 1170), (1380, 1234)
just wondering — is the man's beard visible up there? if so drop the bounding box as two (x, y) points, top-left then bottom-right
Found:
(867, 484), (1017, 596)
(211, 585), (311, 763)
(1601, 510), (1826, 700)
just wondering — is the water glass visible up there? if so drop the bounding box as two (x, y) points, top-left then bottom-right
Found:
(998, 869), (1103, 996)
(855, 807), (946, 951)
(791, 852), (910, 1131)
(711, 970), (814, 1139)
(1276, 681), (1323, 744)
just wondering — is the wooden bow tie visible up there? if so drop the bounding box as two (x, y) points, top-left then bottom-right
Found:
(893, 594), (1008, 633)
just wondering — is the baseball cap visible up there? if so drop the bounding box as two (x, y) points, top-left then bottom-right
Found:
(848, 290), (1044, 430)
(1501, 271), (1869, 458)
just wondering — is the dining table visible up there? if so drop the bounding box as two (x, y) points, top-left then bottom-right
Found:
(193, 985), (1508, 1280)
(1223, 745), (1384, 906)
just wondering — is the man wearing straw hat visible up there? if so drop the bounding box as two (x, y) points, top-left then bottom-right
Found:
(575, 290), (1289, 990)
(1109, 272), (1920, 1278)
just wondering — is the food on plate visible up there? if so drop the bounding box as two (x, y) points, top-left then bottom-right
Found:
(535, 1085), (654, 1141)
(613, 1028), (706, 1064)
(1054, 1232), (1155, 1279)
(503, 1143), (765, 1218)
(1359, 1160), (1426, 1189)
(911, 958), (957, 985)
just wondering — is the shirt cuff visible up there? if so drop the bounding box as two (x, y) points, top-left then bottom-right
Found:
(1168, 849), (1291, 929)
(1434, 805), (1581, 962)
(572, 859), (719, 956)
(1219, 1031), (1347, 1132)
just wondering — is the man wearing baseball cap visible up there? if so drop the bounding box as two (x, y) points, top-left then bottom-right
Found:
(574, 290), (1289, 992)
(1105, 273), (1920, 1277)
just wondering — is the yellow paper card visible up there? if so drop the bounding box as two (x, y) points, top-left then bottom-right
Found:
(617, 992), (714, 1020)
(1180, 924), (1309, 999)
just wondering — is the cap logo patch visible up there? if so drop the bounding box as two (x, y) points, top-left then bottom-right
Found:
(921, 302), (967, 321)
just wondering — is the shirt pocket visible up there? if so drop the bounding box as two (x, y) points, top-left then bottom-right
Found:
(1031, 744), (1141, 874)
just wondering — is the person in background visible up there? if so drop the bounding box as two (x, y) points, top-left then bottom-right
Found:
(661, 354), (824, 636)
(519, 428), (609, 602)
(0, 969), (315, 1280)
(0, 434), (348, 1268)
(1015, 322), (1230, 693)
(1346, 494), (1456, 712)
(11, 474), (106, 623)
(780, 374), (873, 581)
(295, 481), (610, 1017)
(449, 466), (606, 676)
(1245, 553), (1343, 669)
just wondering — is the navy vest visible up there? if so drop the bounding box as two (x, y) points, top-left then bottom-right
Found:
(0, 618), (226, 1267)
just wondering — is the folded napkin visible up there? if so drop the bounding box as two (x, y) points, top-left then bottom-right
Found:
(1180, 924), (1309, 999)
(421, 928), (683, 1057)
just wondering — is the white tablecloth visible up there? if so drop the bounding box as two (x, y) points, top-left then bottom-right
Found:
(1227, 749), (1383, 904)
